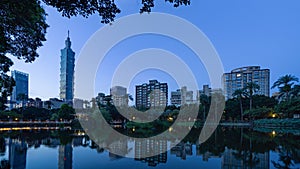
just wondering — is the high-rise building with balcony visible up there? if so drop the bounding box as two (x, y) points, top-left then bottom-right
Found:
(135, 80), (168, 109)
(60, 31), (75, 102)
(222, 66), (270, 100)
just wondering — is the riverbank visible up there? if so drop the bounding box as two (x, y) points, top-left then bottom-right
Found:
(253, 118), (300, 128)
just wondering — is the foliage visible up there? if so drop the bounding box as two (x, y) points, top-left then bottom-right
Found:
(272, 74), (299, 101)
(275, 99), (300, 118)
(244, 107), (273, 120)
(0, 0), (48, 110)
(57, 104), (75, 120)
(0, 110), (23, 120)
(243, 82), (260, 111)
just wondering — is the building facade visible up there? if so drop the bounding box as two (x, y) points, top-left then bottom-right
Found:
(110, 86), (128, 107)
(171, 86), (194, 106)
(60, 31), (75, 102)
(222, 66), (270, 100)
(135, 80), (168, 109)
(11, 70), (29, 102)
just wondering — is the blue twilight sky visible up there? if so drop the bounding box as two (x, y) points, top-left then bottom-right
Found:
(10, 0), (300, 100)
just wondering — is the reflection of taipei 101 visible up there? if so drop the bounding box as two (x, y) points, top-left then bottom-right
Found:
(59, 31), (75, 103)
(58, 144), (73, 169)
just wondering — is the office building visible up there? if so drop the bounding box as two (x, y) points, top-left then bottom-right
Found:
(135, 80), (168, 109)
(222, 66), (270, 100)
(60, 31), (75, 102)
(11, 70), (29, 102)
(110, 86), (128, 107)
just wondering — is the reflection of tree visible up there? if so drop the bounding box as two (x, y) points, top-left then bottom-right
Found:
(0, 159), (9, 169)
(0, 137), (5, 156)
(272, 149), (294, 169)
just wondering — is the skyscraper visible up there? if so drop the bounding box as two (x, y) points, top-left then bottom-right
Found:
(135, 80), (168, 109)
(11, 70), (29, 102)
(222, 66), (270, 100)
(60, 31), (75, 102)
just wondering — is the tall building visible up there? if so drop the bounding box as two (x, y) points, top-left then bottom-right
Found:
(11, 70), (29, 102)
(110, 86), (128, 107)
(171, 86), (194, 106)
(60, 31), (75, 102)
(196, 85), (212, 102)
(135, 80), (168, 109)
(222, 66), (270, 100)
(170, 89), (181, 106)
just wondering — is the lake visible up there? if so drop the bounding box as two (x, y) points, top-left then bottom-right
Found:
(0, 127), (299, 169)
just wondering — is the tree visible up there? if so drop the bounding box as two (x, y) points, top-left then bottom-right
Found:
(57, 104), (75, 120)
(272, 74), (299, 102)
(291, 84), (300, 99)
(199, 94), (210, 121)
(0, 0), (191, 111)
(232, 89), (245, 121)
(243, 82), (260, 111)
(0, 0), (48, 110)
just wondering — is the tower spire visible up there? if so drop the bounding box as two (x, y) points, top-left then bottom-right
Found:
(67, 30), (70, 38)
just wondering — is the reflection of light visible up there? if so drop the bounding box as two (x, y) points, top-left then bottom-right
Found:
(168, 117), (173, 122)
(0, 127), (65, 131)
(168, 127), (173, 132)
(77, 131), (85, 136)
(237, 73), (241, 77)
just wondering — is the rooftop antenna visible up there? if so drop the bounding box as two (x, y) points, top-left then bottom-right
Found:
(67, 30), (70, 38)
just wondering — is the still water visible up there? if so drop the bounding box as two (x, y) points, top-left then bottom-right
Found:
(0, 127), (299, 169)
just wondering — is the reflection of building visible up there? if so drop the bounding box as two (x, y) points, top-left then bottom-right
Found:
(9, 139), (27, 169)
(136, 80), (168, 109)
(110, 86), (128, 107)
(171, 86), (194, 106)
(170, 142), (192, 160)
(58, 144), (73, 169)
(108, 140), (128, 157)
(222, 66), (270, 100)
(60, 31), (75, 103)
(135, 139), (167, 166)
(221, 147), (269, 169)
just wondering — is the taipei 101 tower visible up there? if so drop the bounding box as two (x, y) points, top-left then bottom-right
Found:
(59, 31), (75, 103)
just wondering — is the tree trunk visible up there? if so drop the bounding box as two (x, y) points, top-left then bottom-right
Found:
(239, 99), (243, 121)
(249, 97), (252, 111)
(203, 106), (206, 121)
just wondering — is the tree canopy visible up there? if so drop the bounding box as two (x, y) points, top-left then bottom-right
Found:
(0, 0), (191, 110)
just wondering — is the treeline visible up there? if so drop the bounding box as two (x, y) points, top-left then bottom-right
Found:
(0, 104), (75, 121)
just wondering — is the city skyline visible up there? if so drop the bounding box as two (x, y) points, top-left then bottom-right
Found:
(9, 1), (300, 100)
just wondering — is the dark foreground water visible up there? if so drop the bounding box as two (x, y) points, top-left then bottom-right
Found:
(0, 127), (299, 169)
